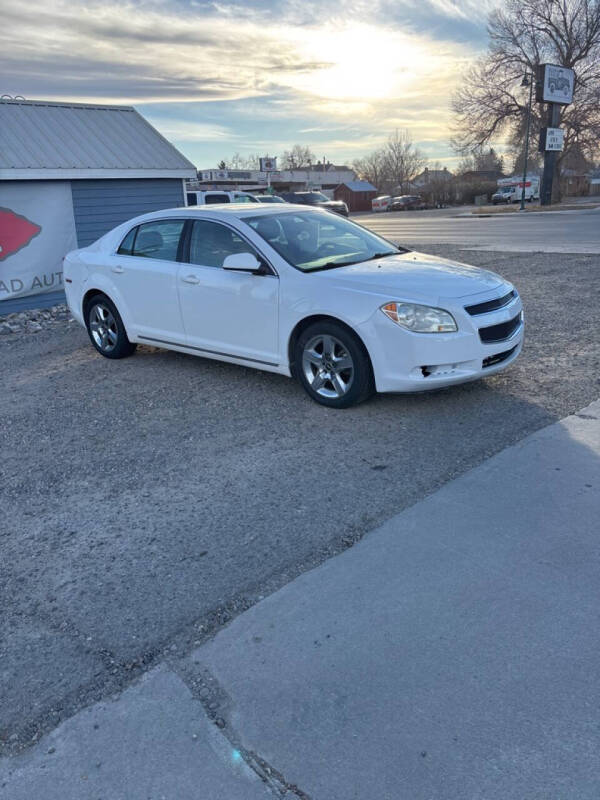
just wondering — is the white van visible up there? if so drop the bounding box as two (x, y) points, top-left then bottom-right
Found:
(492, 177), (540, 205)
(186, 190), (260, 206)
(371, 195), (391, 212)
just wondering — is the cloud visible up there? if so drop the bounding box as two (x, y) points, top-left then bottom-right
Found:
(1, 0), (497, 166)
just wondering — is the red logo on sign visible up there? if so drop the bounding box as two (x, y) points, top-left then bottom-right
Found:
(0, 208), (42, 261)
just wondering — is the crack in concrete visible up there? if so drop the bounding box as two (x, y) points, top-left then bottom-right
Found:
(172, 661), (312, 799)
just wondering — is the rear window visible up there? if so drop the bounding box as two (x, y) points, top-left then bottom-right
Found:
(304, 192), (329, 202)
(117, 227), (137, 255)
(205, 194), (230, 204)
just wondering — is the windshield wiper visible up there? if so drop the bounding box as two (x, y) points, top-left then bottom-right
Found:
(308, 260), (362, 272)
(307, 251), (404, 272)
(363, 251), (401, 260)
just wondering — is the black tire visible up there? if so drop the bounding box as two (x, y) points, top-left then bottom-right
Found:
(84, 293), (136, 359)
(294, 321), (374, 408)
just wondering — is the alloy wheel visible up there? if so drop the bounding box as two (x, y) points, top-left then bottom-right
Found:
(301, 334), (355, 399)
(89, 303), (118, 353)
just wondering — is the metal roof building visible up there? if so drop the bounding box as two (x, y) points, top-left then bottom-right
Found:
(0, 99), (196, 311)
(333, 180), (377, 212)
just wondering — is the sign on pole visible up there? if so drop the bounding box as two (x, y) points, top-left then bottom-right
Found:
(535, 64), (575, 105)
(259, 157), (277, 172)
(536, 63), (574, 206)
(539, 127), (565, 152)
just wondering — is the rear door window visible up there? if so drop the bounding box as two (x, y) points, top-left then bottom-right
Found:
(131, 219), (186, 261)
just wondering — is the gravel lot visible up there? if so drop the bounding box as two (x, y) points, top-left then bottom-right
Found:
(1, 246), (599, 753)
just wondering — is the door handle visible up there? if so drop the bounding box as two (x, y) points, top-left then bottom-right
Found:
(182, 274), (200, 285)
(111, 265), (125, 274)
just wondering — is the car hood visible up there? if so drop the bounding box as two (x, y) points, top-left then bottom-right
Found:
(320, 251), (507, 303)
(317, 200), (346, 208)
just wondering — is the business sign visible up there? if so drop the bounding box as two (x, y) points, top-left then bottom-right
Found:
(539, 127), (565, 152)
(259, 157), (277, 172)
(536, 64), (574, 104)
(0, 181), (77, 302)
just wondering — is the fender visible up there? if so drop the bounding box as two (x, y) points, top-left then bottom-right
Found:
(82, 274), (135, 339)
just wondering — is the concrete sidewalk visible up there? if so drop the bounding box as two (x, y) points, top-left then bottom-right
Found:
(2, 401), (599, 799)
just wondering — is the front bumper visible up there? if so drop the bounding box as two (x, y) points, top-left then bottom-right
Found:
(358, 292), (524, 393)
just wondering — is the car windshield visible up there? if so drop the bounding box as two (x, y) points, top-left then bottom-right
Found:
(301, 192), (329, 203)
(245, 211), (402, 272)
(499, 187), (512, 193)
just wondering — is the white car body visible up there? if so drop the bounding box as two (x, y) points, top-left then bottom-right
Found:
(64, 205), (523, 395)
(185, 189), (259, 206)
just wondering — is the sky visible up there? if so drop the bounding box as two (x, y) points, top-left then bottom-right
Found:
(1, 0), (498, 169)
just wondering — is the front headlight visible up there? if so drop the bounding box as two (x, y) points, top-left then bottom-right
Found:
(381, 302), (457, 333)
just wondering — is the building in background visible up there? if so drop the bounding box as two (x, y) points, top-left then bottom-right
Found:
(192, 164), (356, 196)
(0, 99), (195, 310)
(413, 167), (453, 188)
(333, 180), (377, 212)
(588, 168), (600, 195)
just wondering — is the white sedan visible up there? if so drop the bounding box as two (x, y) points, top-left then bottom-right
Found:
(64, 205), (523, 408)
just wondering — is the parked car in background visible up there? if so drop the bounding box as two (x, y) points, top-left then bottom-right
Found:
(280, 191), (348, 217)
(388, 195), (427, 211)
(63, 205), (523, 408)
(256, 195), (287, 203)
(186, 190), (259, 205)
(371, 195), (392, 212)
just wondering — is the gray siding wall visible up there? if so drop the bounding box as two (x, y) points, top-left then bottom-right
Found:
(71, 178), (184, 247)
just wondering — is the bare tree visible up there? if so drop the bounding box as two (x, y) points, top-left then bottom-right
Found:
(354, 131), (425, 194)
(281, 145), (316, 169)
(381, 130), (426, 193)
(456, 146), (505, 175)
(352, 149), (386, 190)
(225, 153), (260, 169)
(452, 0), (600, 199)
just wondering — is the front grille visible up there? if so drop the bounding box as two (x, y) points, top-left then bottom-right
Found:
(479, 313), (522, 344)
(465, 290), (516, 316)
(482, 345), (518, 369)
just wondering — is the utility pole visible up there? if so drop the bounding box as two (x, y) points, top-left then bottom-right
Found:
(520, 74), (534, 211)
(540, 103), (561, 206)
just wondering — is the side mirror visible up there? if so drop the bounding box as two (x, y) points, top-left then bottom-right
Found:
(222, 252), (265, 273)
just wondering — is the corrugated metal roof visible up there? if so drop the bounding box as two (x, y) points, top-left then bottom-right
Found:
(0, 99), (196, 178)
(340, 180), (377, 192)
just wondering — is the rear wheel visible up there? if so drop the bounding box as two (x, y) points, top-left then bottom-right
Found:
(295, 321), (374, 408)
(84, 294), (136, 359)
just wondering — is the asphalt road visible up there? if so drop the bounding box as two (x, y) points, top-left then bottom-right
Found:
(2, 242), (600, 753)
(355, 205), (600, 253)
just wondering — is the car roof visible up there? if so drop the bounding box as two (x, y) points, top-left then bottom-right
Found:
(118, 203), (331, 227)
(188, 203), (325, 216)
(90, 203), (339, 254)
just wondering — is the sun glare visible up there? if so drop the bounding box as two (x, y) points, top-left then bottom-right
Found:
(288, 25), (426, 102)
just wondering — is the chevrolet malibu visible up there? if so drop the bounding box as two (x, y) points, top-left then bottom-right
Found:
(63, 205), (523, 408)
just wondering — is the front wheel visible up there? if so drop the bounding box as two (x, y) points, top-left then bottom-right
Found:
(85, 294), (136, 359)
(295, 322), (374, 408)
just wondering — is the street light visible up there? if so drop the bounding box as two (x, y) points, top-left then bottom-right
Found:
(520, 74), (534, 211)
